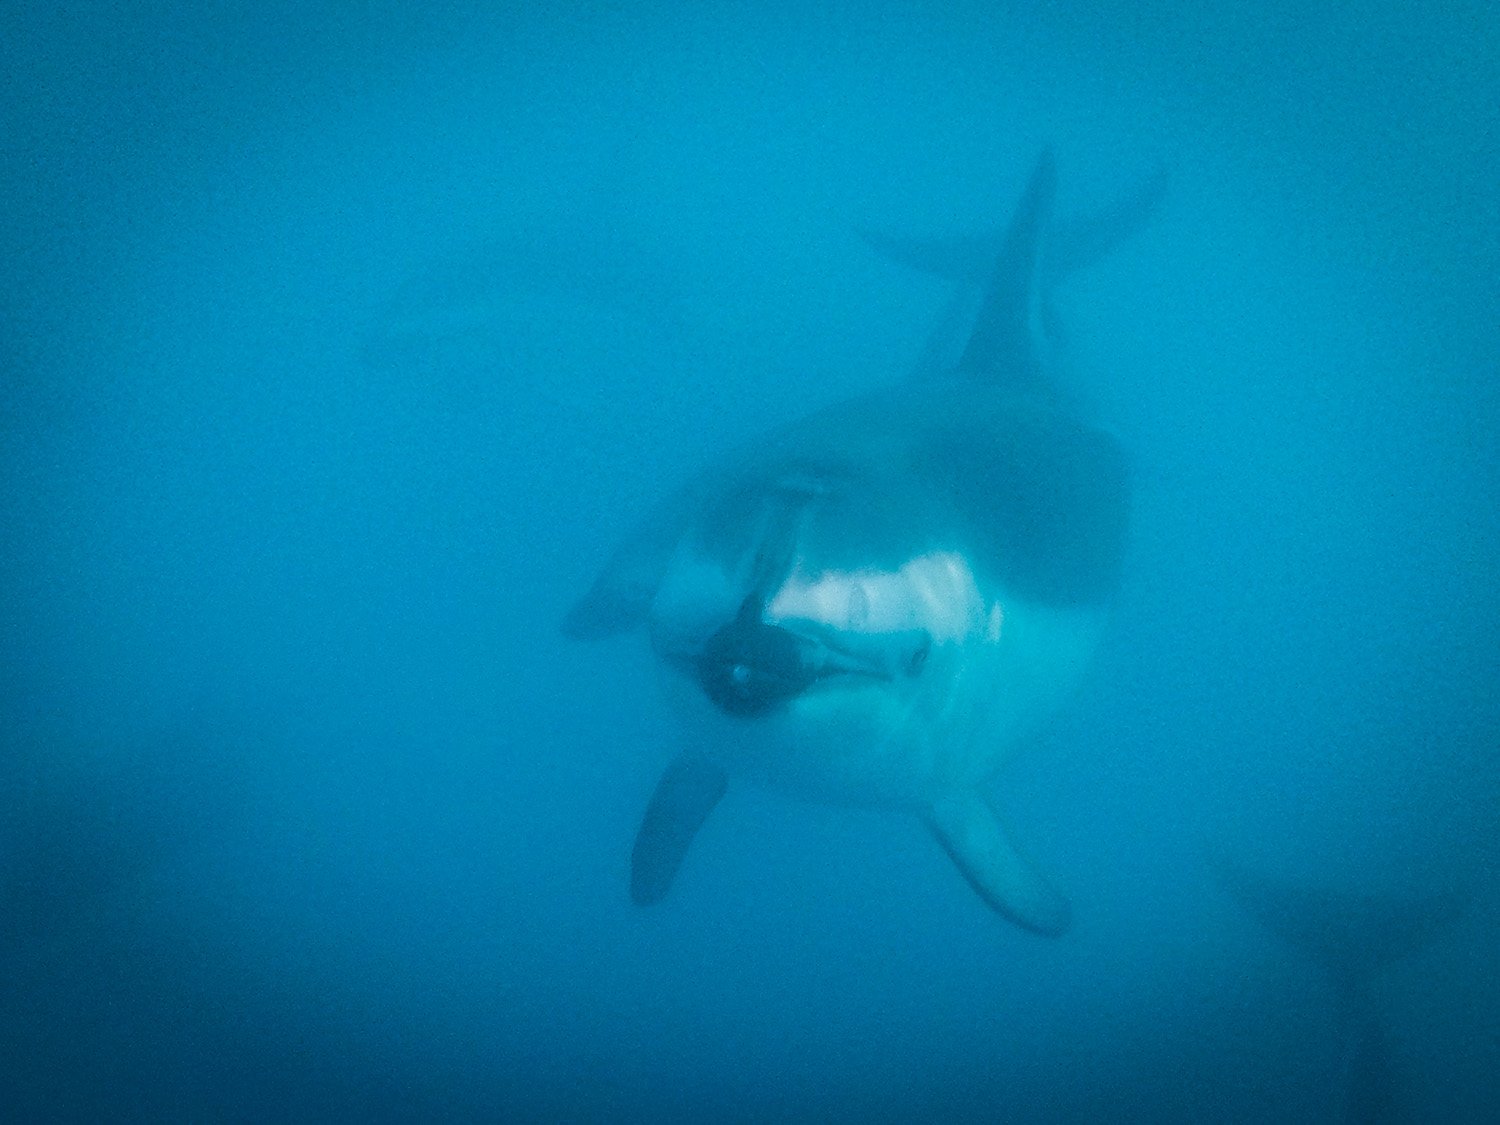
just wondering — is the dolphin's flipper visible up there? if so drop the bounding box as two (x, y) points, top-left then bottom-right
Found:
(563, 533), (666, 639)
(630, 752), (729, 905)
(563, 482), (706, 639)
(925, 791), (1071, 936)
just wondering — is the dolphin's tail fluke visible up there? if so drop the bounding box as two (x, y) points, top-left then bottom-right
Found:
(1210, 852), (1468, 1124)
(858, 163), (1166, 288)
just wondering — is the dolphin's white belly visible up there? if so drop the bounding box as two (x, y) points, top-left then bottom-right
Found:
(650, 546), (1104, 807)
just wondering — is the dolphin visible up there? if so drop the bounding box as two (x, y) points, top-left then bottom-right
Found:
(563, 153), (1158, 935)
(361, 232), (685, 375)
(1210, 851), (1470, 1123)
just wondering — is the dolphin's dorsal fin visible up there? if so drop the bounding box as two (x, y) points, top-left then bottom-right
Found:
(863, 158), (1165, 381)
(955, 151), (1057, 382)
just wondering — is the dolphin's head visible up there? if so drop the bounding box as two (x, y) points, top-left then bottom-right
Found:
(644, 464), (1017, 802)
(652, 464), (945, 702)
(690, 591), (935, 718)
(642, 444), (1109, 807)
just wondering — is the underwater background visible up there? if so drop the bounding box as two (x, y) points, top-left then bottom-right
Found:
(3, 2), (1496, 1121)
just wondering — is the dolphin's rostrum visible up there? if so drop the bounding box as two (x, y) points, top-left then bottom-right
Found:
(564, 152), (1160, 935)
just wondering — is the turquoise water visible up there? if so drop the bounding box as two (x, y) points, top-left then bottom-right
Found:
(3, 3), (1496, 1120)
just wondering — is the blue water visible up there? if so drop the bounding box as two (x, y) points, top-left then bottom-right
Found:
(3, 3), (1496, 1121)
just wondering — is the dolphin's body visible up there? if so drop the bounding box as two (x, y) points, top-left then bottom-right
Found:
(1211, 853), (1469, 1123)
(564, 154), (1156, 934)
(362, 233), (682, 375)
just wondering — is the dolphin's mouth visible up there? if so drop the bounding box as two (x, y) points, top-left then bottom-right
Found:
(671, 597), (931, 718)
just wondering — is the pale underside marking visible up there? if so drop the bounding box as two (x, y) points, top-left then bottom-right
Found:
(765, 550), (989, 642)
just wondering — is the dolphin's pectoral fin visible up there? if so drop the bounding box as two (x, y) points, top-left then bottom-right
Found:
(924, 792), (1071, 936)
(563, 482), (707, 639)
(562, 570), (657, 640)
(564, 511), (678, 639)
(630, 752), (728, 906)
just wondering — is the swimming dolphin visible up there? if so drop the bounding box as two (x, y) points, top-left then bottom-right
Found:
(362, 232), (685, 375)
(564, 153), (1157, 935)
(1210, 851), (1469, 1122)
